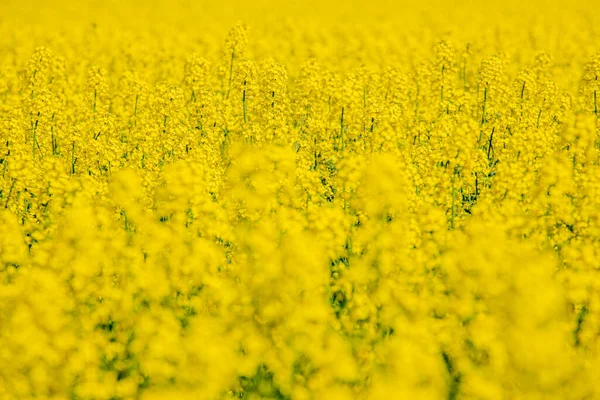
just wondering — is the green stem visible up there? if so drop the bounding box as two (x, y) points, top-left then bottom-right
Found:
(5, 178), (16, 208)
(487, 127), (495, 161)
(226, 48), (235, 100)
(340, 107), (345, 151)
(481, 86), (487, 125)
(441, 65), (445, 103)
(71, 142), (76, 175)
(242, 80), (247, 124)
(51, 113), (57, 155)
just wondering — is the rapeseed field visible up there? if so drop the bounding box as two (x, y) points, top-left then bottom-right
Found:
(1, 0), (600, 398)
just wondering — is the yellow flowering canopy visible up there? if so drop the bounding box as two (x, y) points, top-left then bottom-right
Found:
(0, 0), (599, 399)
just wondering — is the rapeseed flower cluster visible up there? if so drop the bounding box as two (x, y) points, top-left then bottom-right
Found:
(1, 0), (600, 399)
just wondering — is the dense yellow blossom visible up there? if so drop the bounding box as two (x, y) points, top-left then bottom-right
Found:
(1, 0), (600, 399)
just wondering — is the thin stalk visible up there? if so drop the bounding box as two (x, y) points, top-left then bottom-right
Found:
(71, 142), (76, 175)
(313, 138), (318, 170)
(340, 107), (345, 151)
(242, 80), (247, 124)
(481, 86), (487, 125)
(32, 118), (38, 157)
(51, 113), (57, 155)
(441, 65), (445, 103)
(5, 178), (15, 208)
(226, 48), (235, 100)
(487, 127), (495, 161)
